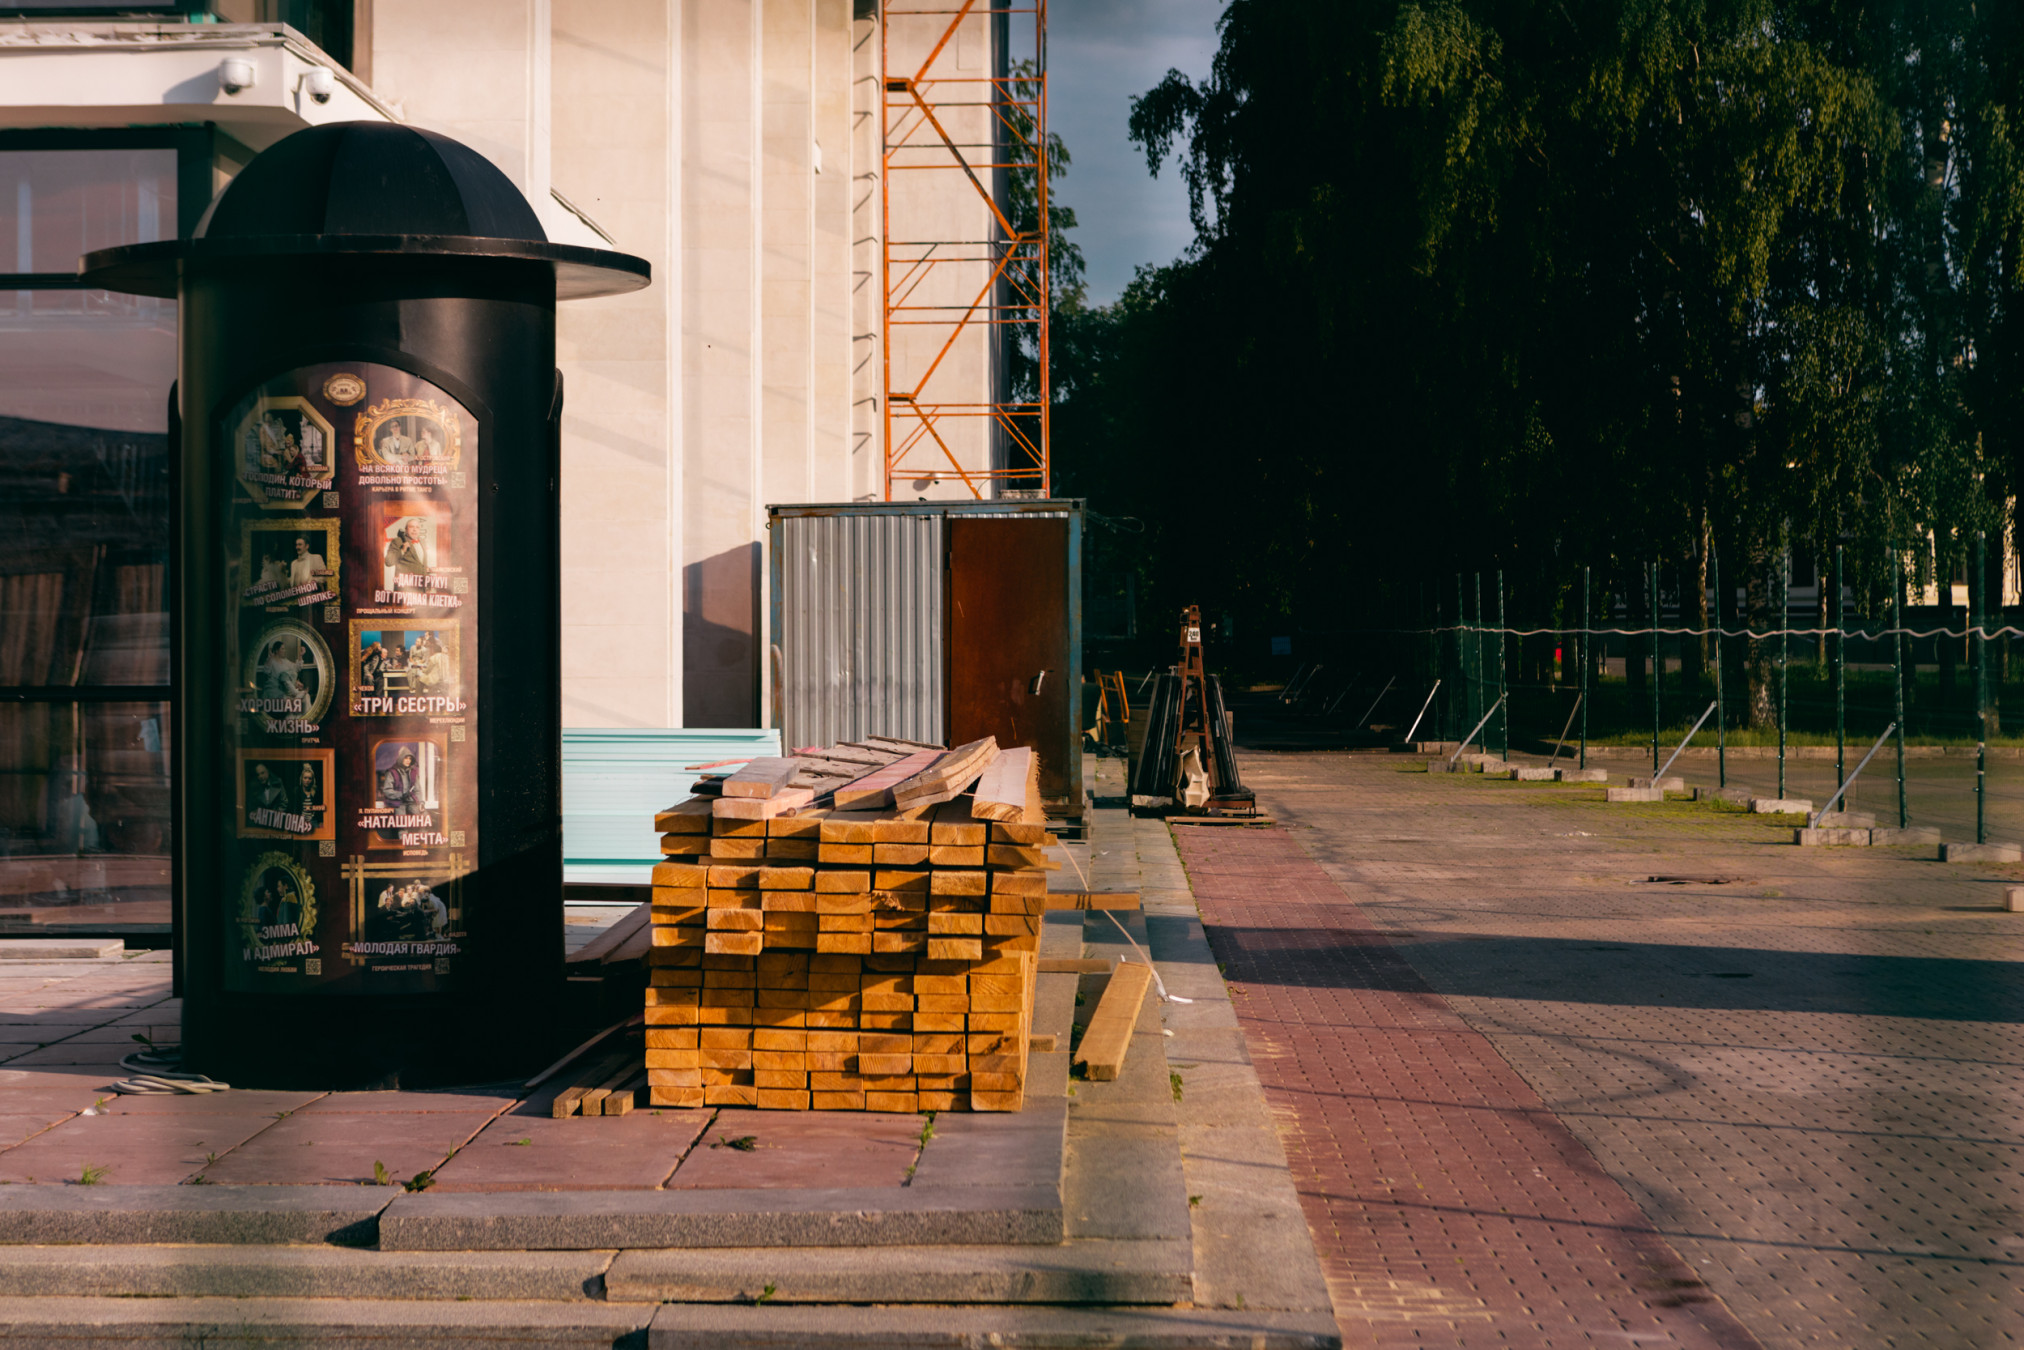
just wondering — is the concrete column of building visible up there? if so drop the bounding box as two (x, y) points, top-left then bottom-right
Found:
(850, 2), (882, 500)
(680, 0), (765, 727)
(552, 0), (680, 728)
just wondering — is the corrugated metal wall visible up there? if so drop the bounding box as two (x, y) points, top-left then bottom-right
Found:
(776, 512), (944, 748)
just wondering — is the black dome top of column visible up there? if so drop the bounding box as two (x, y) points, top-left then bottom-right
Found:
(80, 120), (647, 300)
(199, 122), (547, 243)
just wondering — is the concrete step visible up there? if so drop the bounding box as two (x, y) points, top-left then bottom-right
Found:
(605, 1237), (1192, 1305)
(0, 1245), (608, 1302)
(645, 1303), (1342, 1347)
(0, 938), (123, 961)
(0, 1297), (1340, 1348)
(0, 1296), (648, 1348)
(0, 1184), (385, 1247)
(0, 1236), (1191, 1307)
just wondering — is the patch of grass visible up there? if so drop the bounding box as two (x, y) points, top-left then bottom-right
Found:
(77, 1163), (109, 1186)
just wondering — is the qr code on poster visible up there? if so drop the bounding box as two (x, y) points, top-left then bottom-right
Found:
(305, 959), (322, 976)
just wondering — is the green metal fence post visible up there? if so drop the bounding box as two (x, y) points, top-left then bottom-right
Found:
(1496, 569), (1508, 759)
(1651, 560), (1661, 774)
(1779, 544), (1790, 800)
(1474, 572), (1486, 744)
(1893, 547), (1907, 828)
(1835, 544), (1846, 798)
(1978, 530), (1989, 845)
(1712, 542), (1725, 789)
(1580, 566), (1590, 769)
(1456, 573), (1467, 741)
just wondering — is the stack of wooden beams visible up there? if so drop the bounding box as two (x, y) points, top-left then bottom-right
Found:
(645, 741), (1054, 1112)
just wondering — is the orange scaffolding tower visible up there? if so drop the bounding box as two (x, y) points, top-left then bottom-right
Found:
(881, 0), (1049, 499)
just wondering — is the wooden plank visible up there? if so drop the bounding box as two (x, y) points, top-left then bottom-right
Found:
(971, 747), (1034, 823)
(928, 799), (988, 846)
(1029, 1033), (1059, 1053)
(549, 1049), (636, 1118)
(578, 1055), (641, 1116)
(712, 787), (815, 819)
(653, 798), (715, 834)
(833, 749), (942, 810)
(601, 1069), (648, 1116)
(565, 904), (648, 965)
(723, 757), (804, 799)
(892, 737), (999, 810)
(1042, 892), (1141, 911)
(1072, 960), (1152, 1082)
(1037, 957), (1113, 974)
(1168, 814), (1276, 827)
(603, 918), (655, 965)
(864, 736), (943, 753)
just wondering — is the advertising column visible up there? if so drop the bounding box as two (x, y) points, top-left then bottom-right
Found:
(224, 362), (479, 993)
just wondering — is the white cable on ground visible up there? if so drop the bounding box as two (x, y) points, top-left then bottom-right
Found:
(111, 1047), (230, 1095)
(1059, 846), (1192, 1005)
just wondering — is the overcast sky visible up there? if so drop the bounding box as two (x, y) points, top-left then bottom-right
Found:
(1046, 0), (1225, 305)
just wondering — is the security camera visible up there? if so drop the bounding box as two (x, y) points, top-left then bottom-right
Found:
(219, 57), (256, 95)
(301, 67), (335, 104)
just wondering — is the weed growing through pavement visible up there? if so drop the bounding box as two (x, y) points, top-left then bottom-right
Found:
(509, 1137), (532, 1146)
(403, 1170), (436, 1193)
(1170, 1071), (1184, 1102)
(78, 1163), (109, 1186)
(372, 1160), (392, 1185)
(1189, 1194), (1203, 1208)
(713, 1135), (758, 1152)
(754, 1282), (778, 1305)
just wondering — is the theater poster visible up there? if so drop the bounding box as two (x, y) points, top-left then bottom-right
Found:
(220, 363), (477, 993)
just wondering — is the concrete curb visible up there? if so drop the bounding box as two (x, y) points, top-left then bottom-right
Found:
(604, 1238), (1194, 1305)
(645, 1302), (1344, 1348)
(377, 1185), (1064, 1252)
(0, 1185), (387, 1248)
(1940, 842), (2023, 864)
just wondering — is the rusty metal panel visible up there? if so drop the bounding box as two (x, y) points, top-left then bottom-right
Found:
(768, 499), (1083, 812)
(774, 511), (943, 749)
(947, 518), (1072, 800)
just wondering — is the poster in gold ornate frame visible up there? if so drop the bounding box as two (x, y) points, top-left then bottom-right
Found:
(353, 397), (464, 472)
(233, 395), (336, 508)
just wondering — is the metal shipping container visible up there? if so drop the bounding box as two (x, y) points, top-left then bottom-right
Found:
(768, 499), (1084, 814)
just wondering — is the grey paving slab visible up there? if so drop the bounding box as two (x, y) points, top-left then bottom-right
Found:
(1061, 1131), (1190, 1243)
(0, 1184), (387, 1246)
(0, 1244), (612, 1301)
(0, 1295), (651, 1347)
(909, 1098), (1063, 1190)
(645, 1302), (1341, 1348)
(378, 1185), (1063, 1251)
(605, 1238), (1192, 1305)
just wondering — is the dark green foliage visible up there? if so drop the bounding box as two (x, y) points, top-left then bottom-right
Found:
(1055, 0), (2024, 700)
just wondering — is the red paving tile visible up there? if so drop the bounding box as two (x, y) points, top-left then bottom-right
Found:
(432, 1108), (714, 1191)
(1174, 825), (1763, 1350)
(667, 1110), (924, 1189)
(0, 1108), (284, 1185)
(199, 1106), (506, 1186)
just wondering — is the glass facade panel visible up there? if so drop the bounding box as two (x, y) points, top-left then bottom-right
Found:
(0, 700), (171, 935)
(1, 148), (180, 935)
(0, 292), (174, 682)
(0, 149), (177, 275)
